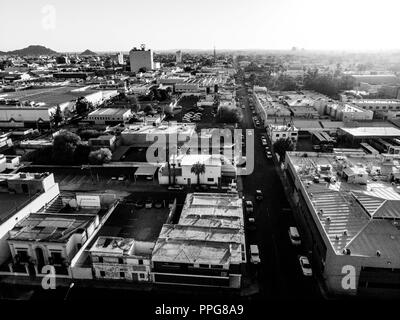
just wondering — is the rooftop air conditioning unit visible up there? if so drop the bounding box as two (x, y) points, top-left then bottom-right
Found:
(343, 230), (348, 236)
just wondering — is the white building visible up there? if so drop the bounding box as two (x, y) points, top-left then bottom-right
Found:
(176, 50), (182, 64)
(129, 46), (154, 73)
(158, 154), (236, 186)
(87, 108), (132, 125)
(266, 124), (299, 144)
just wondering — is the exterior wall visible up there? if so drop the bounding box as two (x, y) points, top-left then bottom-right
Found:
(129, 50), (154, 73)
(91, 254), (151, 282)
(0, 108), (50, 126)
(0, 183), (60, 264)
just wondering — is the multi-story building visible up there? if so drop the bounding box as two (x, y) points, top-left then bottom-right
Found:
(129, 45), (154, 73)
(266, 123), (299, 145)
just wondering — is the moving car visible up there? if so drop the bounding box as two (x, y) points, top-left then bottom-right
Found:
(261, 137), (268, 146)
(245, 200), (254, 213)
(250, 245), (260, 264)
(255, 190), (263, 201)
(248, 217), (256, 230)
(299, 256), (312, 276)
(288, 227), (301, 245)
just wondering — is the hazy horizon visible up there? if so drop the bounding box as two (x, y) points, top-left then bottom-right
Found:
(1, 0), (400, 53)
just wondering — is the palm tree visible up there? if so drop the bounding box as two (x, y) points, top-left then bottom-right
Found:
(191, 162), (206, 186)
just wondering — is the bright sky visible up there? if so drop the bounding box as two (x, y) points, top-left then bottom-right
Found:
(1, 0), (399, 52)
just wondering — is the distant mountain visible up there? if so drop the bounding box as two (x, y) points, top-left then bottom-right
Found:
(6, 45), (57, 56)
(80, 49), (97, 56)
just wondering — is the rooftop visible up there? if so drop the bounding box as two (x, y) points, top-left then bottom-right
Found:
(287, 151), (400, 259)
(340, 127), (400, 138)
(0, 193), (31, 223)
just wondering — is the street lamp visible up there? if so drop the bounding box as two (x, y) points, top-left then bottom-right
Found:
(64, 282), (75, 301)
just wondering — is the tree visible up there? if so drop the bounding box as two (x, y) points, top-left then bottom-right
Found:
(78, 129), (101, 140)
(273, 138), (295, 162)
(88, 148), (112, 165)
(191, 162), (206, 186)
(217, 106), (242, 123)
(75, 97), (93, 116)
(143, 104), (155, 115)
(52, 105), (63, 127)
(52, 130), (81, 164)
(73, 144), (91, 164)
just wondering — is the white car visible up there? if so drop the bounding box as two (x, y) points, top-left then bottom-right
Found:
(245, 201), (254, 213)
(299, 256), (312, 276)
(250, 245), (260, 264)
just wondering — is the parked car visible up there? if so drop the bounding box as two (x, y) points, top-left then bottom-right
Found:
(261, 137), (268, 146)
(299, 256), (312, 276)
(145, 198), (153, 209)
(266, 151), (272, 159)
(168, 185), (184, 191)
(154, 200), (163, 208)
(134, 200), (145, 209)
(255, 190), (263, 201)
(245, 201), (254, 213)
(289, 227), (301, 245)
(250, 245), (261, 264)
(111, 176), (118, 180)
(118, 175), (126, 181)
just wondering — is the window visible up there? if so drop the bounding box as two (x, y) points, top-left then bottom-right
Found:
(16, 250), (29, 263)
(138, 259), (143, 265)
(120, 272), (125, 278)
(98, 256), (103, 263)
(207, 178), (214, 182)
(50, 251), (63, 265)
(139, 273), (145, 279)
(100, 271), (105, 277)
(199, 264), (209, 268)
(118, 258), (124, 264)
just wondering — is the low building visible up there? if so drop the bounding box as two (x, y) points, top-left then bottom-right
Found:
(88, 201), (172, 282)
(266, 123), (298, 145)
(324, 103), (373, 122)
(0, 172), (60, 268)
(151, 193), (245, 288)
(158, 154), (236, 186)
(285, 151), (400, 296)
(88, 135), (117, 151)
(87, 108), (132, 125)
(4, 191), (116, 279)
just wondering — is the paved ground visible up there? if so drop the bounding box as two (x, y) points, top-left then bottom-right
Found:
(235, 70), (322, 301)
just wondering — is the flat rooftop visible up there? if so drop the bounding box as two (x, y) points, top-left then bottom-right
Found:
(0, 193), (30, 223)
(287, 151), (400, 259)
(88, 108), (130, 117)
(152, 238), (244, 265)
(340, 127), (400, 138)
(94, 203), (170, 243)
(0, 86), (101, 106)
(8, 213), (95, 243)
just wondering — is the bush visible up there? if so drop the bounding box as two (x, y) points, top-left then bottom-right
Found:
(88, 148), (112, 165)
(52, 130), (81, 165)
(216, 106), (242, 123)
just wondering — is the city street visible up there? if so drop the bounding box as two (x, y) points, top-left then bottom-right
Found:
(236, 73), (322, 300)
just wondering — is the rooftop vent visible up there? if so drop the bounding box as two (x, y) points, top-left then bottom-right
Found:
(335, 235), (339, 241)
(326, 216), (331, 223)
(342, 248), (351, 255)
(376, 250), (381, 257)
(343, 230), (348, 236)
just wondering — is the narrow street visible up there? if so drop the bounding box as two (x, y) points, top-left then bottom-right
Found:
(237, 74), (322, 300)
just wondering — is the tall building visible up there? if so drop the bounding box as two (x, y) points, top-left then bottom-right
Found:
(129, 44), (153, 73)
(176, 50), (182, 63)
(117, 52), (124, 65)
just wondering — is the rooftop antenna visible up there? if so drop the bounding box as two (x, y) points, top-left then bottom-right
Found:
(140, 44), (146, 51)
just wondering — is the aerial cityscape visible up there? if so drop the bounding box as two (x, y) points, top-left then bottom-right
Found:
(1, 0), (400, 315)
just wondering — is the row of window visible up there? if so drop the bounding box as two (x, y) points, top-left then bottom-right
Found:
(360, 105), (400, 110)
(99, 270), (146, 280)
(97, 256), (144, 265)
